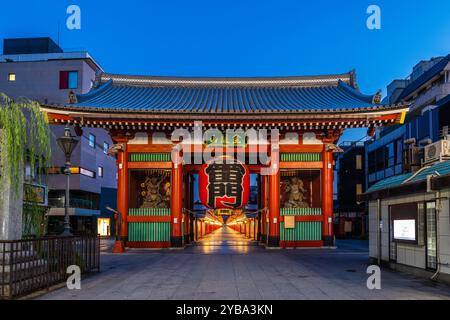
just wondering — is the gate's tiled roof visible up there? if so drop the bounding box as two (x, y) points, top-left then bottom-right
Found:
(61, 72), (403, 115)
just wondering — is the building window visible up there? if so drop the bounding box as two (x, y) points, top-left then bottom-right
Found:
(418, 111), (431, 140)
(386, 142), (395, 168)
(356, 184), (362, 196)
(59, 71), (78, 89)
(355, 155), (362, 170)
(24, 163), (36, 182)
(98, 166), (103, 178)
(425, 202), (437, 270)
(103, 142), (109, 154)
(89, 133), (96, 148)
(8, 73), (16, 81)
(396, 139), (403, 165)
(376, 147), (385, 171)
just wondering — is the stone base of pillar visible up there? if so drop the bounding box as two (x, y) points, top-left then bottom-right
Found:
(267, 236), (279, 247)
(322, 235), (335, 247)
(170, 236), (183, 248)
(189, 233), (195, 242)
(260, 234), (267, 243)
(112, 240), (126, 253)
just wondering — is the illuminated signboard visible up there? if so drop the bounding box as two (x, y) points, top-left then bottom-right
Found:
(215, 209), (233, 216)
(199, 156), (250, 209)
(48, 166), (95, 178)
(393, 219), (416, 241)
(390, 203), (418, 243)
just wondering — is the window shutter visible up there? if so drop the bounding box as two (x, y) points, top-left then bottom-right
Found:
(59, 71), (69, 89)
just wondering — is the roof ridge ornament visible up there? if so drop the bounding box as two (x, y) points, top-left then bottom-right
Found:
(372, 90), (382, 104)
(349, 69), (358, 89)
(68, 90), (77, 104)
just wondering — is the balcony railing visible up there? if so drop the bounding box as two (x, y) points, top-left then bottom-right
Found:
(0, 235), (100, 299)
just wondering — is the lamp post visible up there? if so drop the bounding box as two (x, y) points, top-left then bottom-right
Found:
(56, 127), (79, 236)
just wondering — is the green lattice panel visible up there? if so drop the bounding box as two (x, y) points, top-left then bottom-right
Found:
(128, 222), (171, 242)
(129, 153), (171, 162)
(279, 221), (322, 241)
(280, 208), (322, 216)
(280, 153), (322, 162)
(128, 208), (171, 216)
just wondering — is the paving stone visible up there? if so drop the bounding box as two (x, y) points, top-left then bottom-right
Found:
(37, 228), (450, 300)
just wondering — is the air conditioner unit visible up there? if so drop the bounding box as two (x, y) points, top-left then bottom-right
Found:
(423, 140), (450, 164)
(403, 146), (422, 172)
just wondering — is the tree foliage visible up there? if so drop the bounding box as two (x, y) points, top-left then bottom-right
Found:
(0, 93), (51, 192)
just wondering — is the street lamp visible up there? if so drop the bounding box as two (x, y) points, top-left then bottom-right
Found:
(56, 126), (79, 236)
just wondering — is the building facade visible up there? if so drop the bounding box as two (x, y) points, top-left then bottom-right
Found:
(366, 152), (450, 284)
(365, 54), (450, 190)
(364, 54), (450, 284)
(42, 71), (407, 251)
(0, 37), (117, 236)
(334, 141), (366, 238)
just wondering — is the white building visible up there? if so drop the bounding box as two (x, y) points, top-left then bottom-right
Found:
(366, 138), (450, 284)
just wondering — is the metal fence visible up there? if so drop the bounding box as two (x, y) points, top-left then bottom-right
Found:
(0, 235), (100, 299)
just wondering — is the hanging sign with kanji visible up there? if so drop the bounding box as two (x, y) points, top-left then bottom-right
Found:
(199, 156), (250, 209)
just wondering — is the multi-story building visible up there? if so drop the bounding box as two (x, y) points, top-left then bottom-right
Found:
(0, 37), (117, 236)
(363, 55), (450, 284)
(366, 147), (450, 284)
(365, 54), (450, 189)
(334, 141), (366, 238)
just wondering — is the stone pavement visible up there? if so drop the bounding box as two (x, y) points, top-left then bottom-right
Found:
(38, 227), (450, 300)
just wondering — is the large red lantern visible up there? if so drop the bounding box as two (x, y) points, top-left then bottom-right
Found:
(199, 156), (250, 209)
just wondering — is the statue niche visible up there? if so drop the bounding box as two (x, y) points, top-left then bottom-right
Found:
(282, 177), (309, 208)
(140, 173), (171, 208)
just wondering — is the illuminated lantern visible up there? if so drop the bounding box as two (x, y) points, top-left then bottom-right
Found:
(199, 156), (250, 209)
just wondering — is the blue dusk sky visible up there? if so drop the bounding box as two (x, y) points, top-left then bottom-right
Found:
(1, 0), (450, 141)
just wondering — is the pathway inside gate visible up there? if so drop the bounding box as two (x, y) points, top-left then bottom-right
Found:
(37, 229), (450, 300)
(191, 226), (260, 254)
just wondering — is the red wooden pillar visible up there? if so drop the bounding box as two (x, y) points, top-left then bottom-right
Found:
(171, 152), (183, 247)
(322, 145), (334, 246)
(184, 213), (189, 244)
(260, 175), (267, 243)
(113, 143), (128, 253)
(189, 174), (195, 242)
(268, 167), (280, 247)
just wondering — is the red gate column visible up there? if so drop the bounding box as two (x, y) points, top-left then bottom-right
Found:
(113, 142), (128, 253)
(259, 175), (266, 243)
(171, 150), (183, 247)
(189, 174), (195, 242)
(268, 167), (280, 247)
(322, 145), (334, 246)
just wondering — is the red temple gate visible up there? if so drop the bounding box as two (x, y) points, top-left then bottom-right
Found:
(42, 71), (408, 251)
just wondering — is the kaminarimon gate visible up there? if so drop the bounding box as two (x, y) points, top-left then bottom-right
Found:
(42, 71), (408, 252)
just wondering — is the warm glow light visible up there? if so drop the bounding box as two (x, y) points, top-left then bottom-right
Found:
(97, 218), (110, 236)
(8, 73), (16, 81)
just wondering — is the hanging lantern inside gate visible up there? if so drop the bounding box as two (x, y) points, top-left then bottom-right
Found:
(198, 156), (250, 209)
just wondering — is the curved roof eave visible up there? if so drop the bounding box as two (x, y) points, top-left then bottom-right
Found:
(50, 71), (408, 116)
